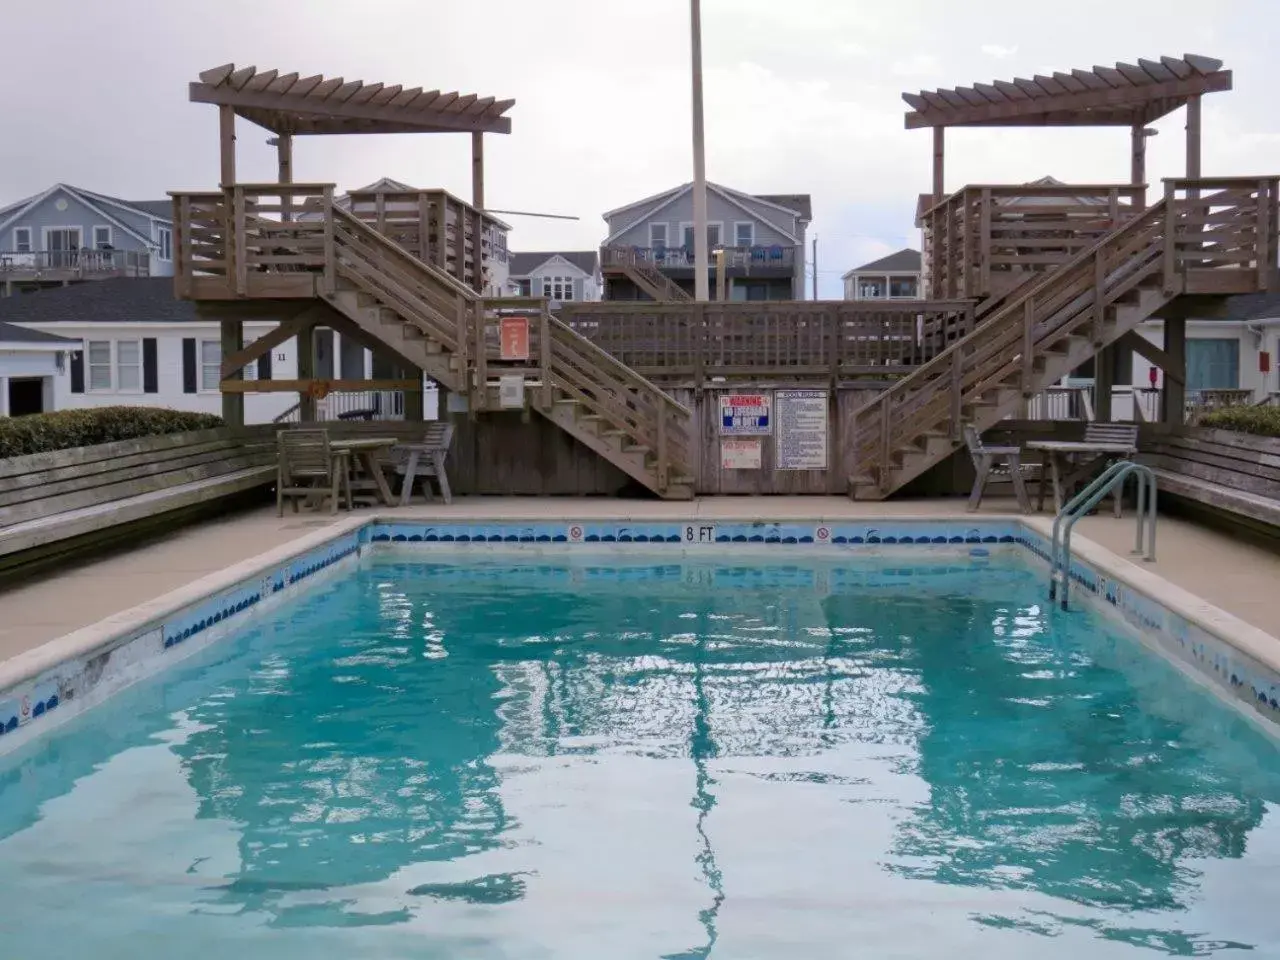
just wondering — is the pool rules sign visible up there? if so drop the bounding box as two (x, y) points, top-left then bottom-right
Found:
(775, 389), (828, 470)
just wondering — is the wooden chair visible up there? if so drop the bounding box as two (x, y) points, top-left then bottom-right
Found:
(276, 429), (351, 516)
(1083, 422), (1139, 516)
(964, 424), (1033, 513)
(387, 422), (455, 506)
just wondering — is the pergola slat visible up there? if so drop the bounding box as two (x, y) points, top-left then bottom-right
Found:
(190, 64), (513, 136)
(903, 53), (1231, 129)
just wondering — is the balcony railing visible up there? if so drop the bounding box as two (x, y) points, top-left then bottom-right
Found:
(602, 244), (796, 271)
(0, 248), (150, 278)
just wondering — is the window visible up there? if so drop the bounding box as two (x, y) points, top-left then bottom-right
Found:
(116, 339), (141, 391)
(889, 276), (919, 298)
(13, 227), (31, 253)
(88, 341), (113, 391)
(735, 222), (754, 247)
(93, 226), (112, 249)
(649, 223), (668, 248)
(517, 278), (532, 297)
(682, 223), (722, 249)
(1187, 338), (1240, 394)
(158, 226), (173, 261)
(857, 278), (885, 299)
(542, 276), (575, 301)
(489, 226), (508, 263)
(200, 339), (221, 391)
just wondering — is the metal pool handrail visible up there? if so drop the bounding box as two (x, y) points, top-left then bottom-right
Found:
(1050, 459), (1157, 610)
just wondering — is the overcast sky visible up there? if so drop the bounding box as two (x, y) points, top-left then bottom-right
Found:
(5, 0), (1279, 297)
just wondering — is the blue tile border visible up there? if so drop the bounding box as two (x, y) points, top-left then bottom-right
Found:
(5, 516), (1280, 750)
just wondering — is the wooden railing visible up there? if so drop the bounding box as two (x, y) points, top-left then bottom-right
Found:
(853, 177), (1280, 490)
(0, 248), (150, 278)
(921, 183), (1147, 300)
(345, 188), (504, 292)
(602, 244), (797, 271)
(557, 300), (975, 383)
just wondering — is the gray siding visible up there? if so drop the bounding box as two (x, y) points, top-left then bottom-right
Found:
(5, 190), (151, 254)
(607, 189), (802, 249)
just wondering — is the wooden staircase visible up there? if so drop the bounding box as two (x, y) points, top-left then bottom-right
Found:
(848, 178), (1280, 500)
(323, 208), (694, 498)
(600, 249), (693, 302)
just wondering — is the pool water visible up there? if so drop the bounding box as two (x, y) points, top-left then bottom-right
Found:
(2, 554), (1279, 958)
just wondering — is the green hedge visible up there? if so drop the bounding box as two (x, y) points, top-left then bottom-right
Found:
(0, 407), (225, 458)
(1198, 405), (1280, 438)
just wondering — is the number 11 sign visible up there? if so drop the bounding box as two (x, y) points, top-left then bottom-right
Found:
(500, 316), (530, 361)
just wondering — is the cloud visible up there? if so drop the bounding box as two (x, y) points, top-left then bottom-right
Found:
(890, 54), (941, 78)
(981, 44), (1018, 59)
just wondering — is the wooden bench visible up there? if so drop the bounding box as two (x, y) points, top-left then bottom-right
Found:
(0, 426), (277, 572)
(1139, 427), (1280, 534)
(387, 422), (455, 506)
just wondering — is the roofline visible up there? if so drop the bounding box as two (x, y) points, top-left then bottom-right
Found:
(74, 187), (174, 223)
(604, 182), (799, 246)
(601, 184), (686, 221)
(0, 184), (156, 248)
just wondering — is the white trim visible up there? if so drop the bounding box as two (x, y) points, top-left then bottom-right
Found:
(198, 338), (221, 393)
(42, 225), (83, 253)
(0, 185), (61, 237)
(601, 184), (686, 221)
(678, 221), (724, 250)
(114, 337), (143, 394)
(717, 184), (807, 220)
(85, 339), (114, 392)
(606, 182), (799, 246)
(733, 221), (755, 247)
(12, 226), (31, 253)
(648, 222), (669, 248)
(92, 225), (113, 249)
(157, 225), (173, 261)
(0, 340), (78, 353)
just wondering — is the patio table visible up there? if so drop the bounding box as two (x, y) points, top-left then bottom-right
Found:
(1025, 440), (1138, 515)
(330, 437), (398, 507)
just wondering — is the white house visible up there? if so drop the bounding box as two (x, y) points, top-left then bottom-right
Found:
(0, 321), (80, 416)
(507, 251), (601, 302)
(0, 278), (441, 422)
(842, 249), (922, 300)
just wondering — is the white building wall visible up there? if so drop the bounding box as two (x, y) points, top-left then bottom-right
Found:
(0, 350), (61, 416)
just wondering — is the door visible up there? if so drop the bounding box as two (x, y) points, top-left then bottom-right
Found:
(7, 377), (45, 416)
(46, 228), (82, 269)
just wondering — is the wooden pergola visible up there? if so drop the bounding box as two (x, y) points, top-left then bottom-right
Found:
(191, 63), (515, 207)
(904, 54), (1232, 203)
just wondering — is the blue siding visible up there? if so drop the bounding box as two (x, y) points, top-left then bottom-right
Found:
(5, 188), (152, 254)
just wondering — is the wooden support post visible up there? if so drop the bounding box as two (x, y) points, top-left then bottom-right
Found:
(1185, 94), (1202, 182)
(932, 126), (945, 202)
(715, 248), (727, 301)
(1130, 122), (1146, 210)
(1021, 299), (1035, 396)
(1094, 344), (1114, 423)
(218, 105), (236, 187)
(220, 319), (244, 427)
(276, 133), (293, 221)
(539, 305), (554, 410)
(1162, 318), (1187, 426)
(297, 327), (316, 421)
(471, 132), (485, 210)
(404, 369), (425, 421)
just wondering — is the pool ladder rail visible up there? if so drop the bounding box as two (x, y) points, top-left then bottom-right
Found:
(1049, 459), (1157, 611)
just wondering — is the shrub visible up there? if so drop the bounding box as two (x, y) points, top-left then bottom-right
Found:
(1198, 405), (1280, 438)
(0, 407), (225, 458)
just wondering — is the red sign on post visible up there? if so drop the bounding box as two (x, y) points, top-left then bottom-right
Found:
(500, 316), (531, 361)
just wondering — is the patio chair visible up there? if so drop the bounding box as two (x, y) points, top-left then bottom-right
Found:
(385, 422), (455, 506)
(276, 428), (352, 516)
(963, 424), (1034, 513)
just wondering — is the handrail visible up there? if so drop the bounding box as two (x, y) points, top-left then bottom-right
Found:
(1049, 459), (1157, 610)
(851, 199), (1168, 481)
(918, 181), (1147, 222)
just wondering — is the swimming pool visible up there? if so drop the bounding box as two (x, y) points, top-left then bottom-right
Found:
(2, 547), (1278, 957)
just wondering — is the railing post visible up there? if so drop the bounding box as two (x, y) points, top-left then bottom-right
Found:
(1021, 298), (1035, 396)
(950, 350), (963, 440)
(472, 300), (487, 411)
(540, 303), (554, 411)
(232, 185), (247, 296)
(657, 401), (669, 493)
(1257, 178), (1271, 291)
(979, 188), (992, 298)
(1162, 180), (1177, 296)
(322, 185), (336, 295)
(694, 302), (706, 392)
(1092, 247), (1105, 344)
(878, 402), (891, 489)
(418, 193), (431, 264)
(176, 195), (191, 298)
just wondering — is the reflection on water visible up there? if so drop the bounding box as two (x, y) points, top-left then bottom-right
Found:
(1, 557), (1279, 958)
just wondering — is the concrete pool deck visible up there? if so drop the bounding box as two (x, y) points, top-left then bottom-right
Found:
(3, 496), (1280, 662)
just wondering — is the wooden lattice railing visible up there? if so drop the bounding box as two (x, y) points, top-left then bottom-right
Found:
(853, 177), (1280, 493)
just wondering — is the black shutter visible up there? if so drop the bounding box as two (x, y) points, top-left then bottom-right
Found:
(70, 351), (84, 394)
(142, 338), (159, 393)
(258, 347), (272, 380)
(182, 337), (197, 394)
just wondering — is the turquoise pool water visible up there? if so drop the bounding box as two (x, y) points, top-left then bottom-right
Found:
(1, 554), (1279, 958)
